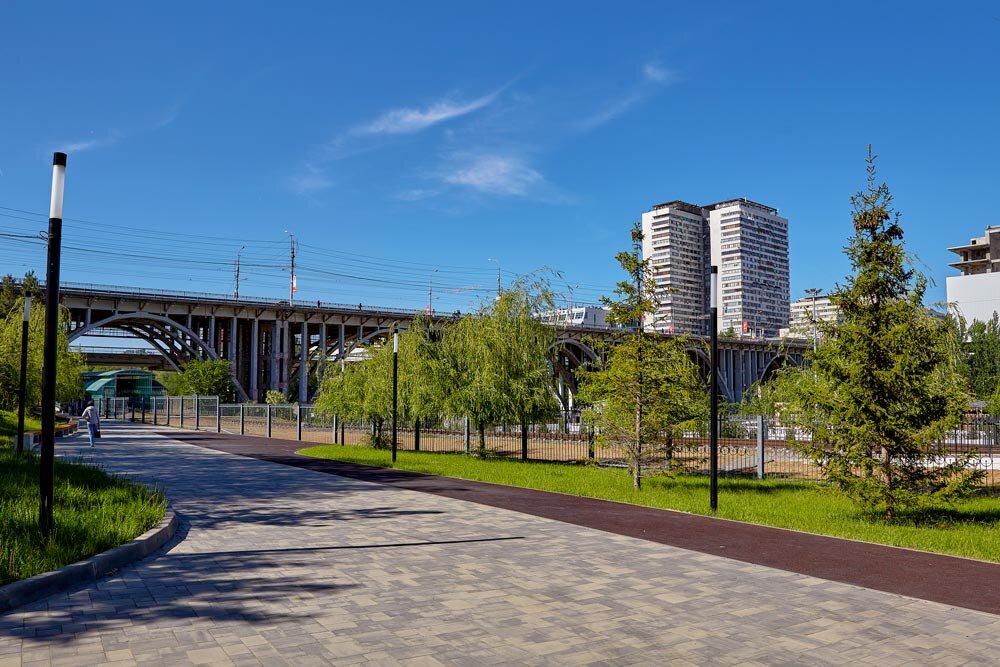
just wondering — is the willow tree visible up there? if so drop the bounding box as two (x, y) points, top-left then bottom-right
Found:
(577, 222), (706, 489)
(314, 318), (444, 447)
(761, 148), (979, 519)
(0, 297), (84, 411)
(439, 279), (559, 456)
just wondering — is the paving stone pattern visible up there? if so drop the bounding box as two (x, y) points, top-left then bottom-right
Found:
(2, 425), (1000, 666)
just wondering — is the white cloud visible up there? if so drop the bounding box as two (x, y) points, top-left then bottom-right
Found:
(578, 63), (678, 131)
(443, 154), (542, 196)
(61, 139), (103, 154)
(394, 188), (440, 201)
(287, 163), (333, 195)
(643, 62), (675, 84)
(356, 91), (499, 136)
(56, 103), (181, 155)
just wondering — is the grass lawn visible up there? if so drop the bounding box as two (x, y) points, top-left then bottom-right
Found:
(300, 445), (1000, 563)
(0, 410), (42, 446)
(0, 447), (166, 585)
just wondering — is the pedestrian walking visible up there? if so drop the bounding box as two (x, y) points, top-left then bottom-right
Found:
(81, 400), (101, 448)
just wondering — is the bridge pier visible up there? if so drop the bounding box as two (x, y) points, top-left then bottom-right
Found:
(299, 320), (308, 404)
(250, 318), (259, 401)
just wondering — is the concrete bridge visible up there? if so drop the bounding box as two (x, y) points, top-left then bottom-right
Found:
(60, 283), (806, 405)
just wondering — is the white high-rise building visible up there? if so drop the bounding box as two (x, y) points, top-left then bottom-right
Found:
(640, 197), (790, 338)
(640, 201), (709, 335)
(706, 199), (790, 337)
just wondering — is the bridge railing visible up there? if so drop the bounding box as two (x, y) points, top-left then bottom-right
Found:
(120, 397), (1000, 484)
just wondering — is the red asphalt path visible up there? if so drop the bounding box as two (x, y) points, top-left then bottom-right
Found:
(158, 428), (1000, 617)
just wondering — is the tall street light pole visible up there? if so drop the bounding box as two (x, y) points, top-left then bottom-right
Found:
(391, 332), (399, 463)
(40, 152), (67, 535)
(805, 288), (822, 353)
(16, 296), (31, 455)
(710, 265), (719, 512)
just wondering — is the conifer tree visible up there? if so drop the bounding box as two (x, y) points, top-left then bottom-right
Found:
(763, 148), (980, 519)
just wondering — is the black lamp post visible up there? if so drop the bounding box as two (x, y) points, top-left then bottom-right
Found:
(40, 152), (66, 535)
(391, 331), (398, 463)
(15, 296), (31, 455)
(710, 265), (719, 512)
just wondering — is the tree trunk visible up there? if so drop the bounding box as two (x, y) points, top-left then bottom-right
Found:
(478, 424), (487, 456)
(633, 455), (642, 490)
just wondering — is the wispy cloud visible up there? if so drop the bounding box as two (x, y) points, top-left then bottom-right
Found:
(643, 62), (676, 84)
(577, 62), (678, 131)
(286, 163), (333, 195)
(394, 188), (440, 201)
(442, 154), (543, 197)
(356, 91), (500, 136)
(55, 102), (182, 154)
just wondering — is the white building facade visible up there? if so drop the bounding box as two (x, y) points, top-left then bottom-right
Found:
(707, 199), (790, 337)
(783, 294), (839, 339)
(640, 197), (790, 338)
(640, 201), (709, 335)
(947, 226), (1000, 325)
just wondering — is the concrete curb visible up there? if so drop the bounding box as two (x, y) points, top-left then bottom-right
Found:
(0, 505), (178, 613)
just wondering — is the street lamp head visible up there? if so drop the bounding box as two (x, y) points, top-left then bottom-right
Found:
(710, 266), (718, 310)
(50, 153), (66, 219)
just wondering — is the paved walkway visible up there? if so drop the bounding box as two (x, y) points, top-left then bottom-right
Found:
(0, 425), (998, 666)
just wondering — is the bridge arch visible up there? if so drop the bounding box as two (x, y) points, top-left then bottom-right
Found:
(760, 352), (800, 384)
(69, 312), (250, 401)
(684, 345), (735, 403)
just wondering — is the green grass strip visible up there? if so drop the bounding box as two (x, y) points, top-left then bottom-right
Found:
(300, 445), (1000, 563)
(0, 448), (166, 585)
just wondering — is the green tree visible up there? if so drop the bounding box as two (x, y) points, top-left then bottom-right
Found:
(0, 297), (84, 411)
(577, 222), (707, 489)
(439, 280), (559, 455)
(958, 314), (1000, 400)
(264, 389), (287, 405)
(314, 319), (445, 447)
(169, 359), (236, 401)
(0, 272), (42, 320)
(760, 148), (979, 520)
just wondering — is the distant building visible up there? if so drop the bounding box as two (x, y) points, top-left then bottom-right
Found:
(707, 199), (790, 338)
(537, 306), (610, 328)
(947, 226), (1000, 324)
(640, 197), (790, 338)
(782, 294), (840, 338)
(640, 201), (709, 335)
(81, 369), (165, 405)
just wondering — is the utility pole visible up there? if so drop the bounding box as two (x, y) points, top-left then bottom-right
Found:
(804, 288), (822, 353)
(285, 231), (296, 304)
(427, 268), (439, 315)
(234, 245), (245, 302)
(40, 152), (67, 536)
(488, 258), (500, 300)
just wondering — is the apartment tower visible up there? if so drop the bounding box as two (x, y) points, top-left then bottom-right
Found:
(640, 201), (710, 335)
(640, 197), (790, 338)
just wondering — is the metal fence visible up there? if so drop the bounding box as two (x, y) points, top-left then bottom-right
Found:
(119, 396), (1000, 483)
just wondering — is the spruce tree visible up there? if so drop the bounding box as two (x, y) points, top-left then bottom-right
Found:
(765, 148), (980, 519)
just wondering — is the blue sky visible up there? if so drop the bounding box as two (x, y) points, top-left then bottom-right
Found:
(2, 2), (998, 312)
